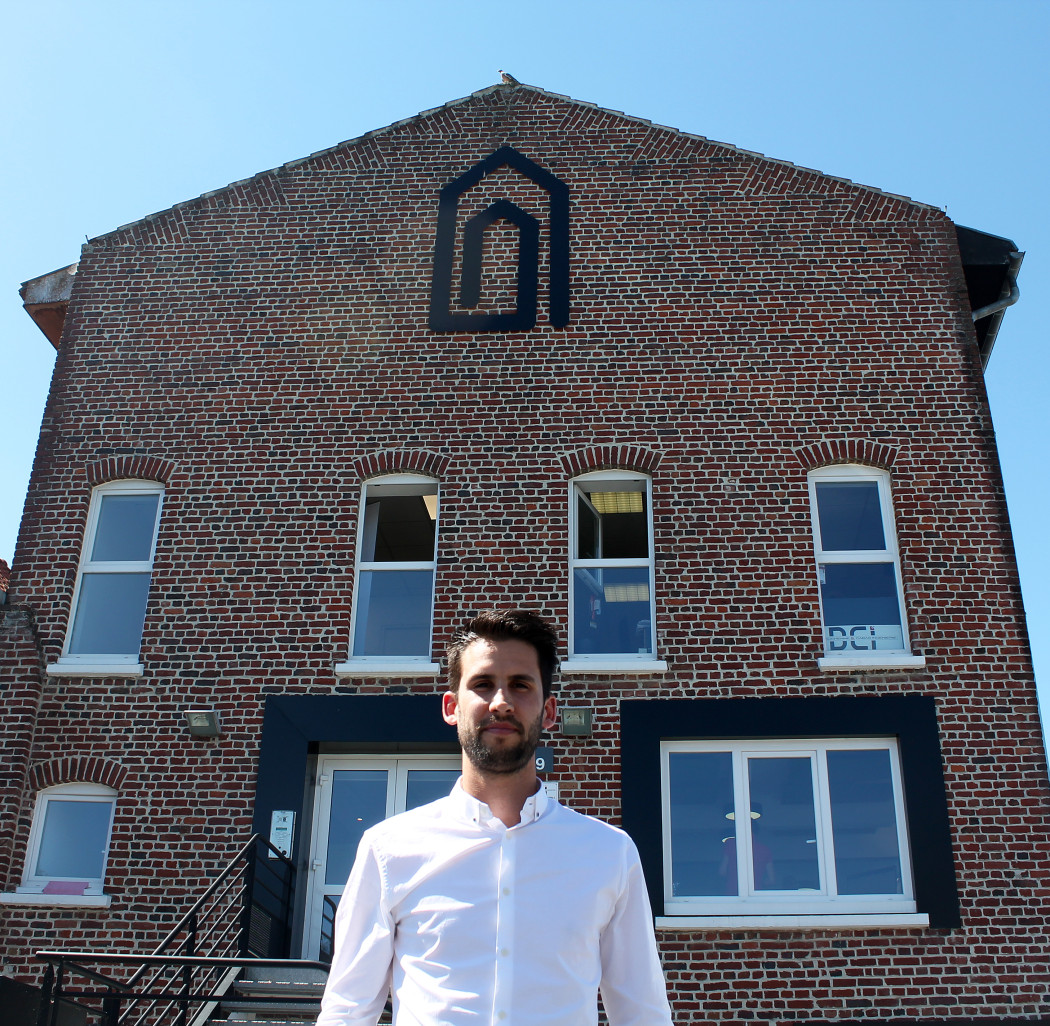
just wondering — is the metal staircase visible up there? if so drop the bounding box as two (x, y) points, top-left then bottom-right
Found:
(217, 964), (328, 1024)
(35, 835), (328, 1026)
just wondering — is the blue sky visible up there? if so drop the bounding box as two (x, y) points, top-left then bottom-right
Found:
(3, 0), (1047, 731)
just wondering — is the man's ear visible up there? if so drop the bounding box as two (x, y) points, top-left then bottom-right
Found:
(442, 691), (459, 726)
(543, 695), (557, 732)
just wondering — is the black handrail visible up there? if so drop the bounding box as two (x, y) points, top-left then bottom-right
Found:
(35, 834), (309, 1026)
(35, 956), (329, 1026)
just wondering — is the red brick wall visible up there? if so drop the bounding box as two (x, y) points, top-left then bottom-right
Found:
(2, 86), (1046, 1021)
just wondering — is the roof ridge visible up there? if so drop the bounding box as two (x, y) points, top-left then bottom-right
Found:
(89, 82), (936, 246)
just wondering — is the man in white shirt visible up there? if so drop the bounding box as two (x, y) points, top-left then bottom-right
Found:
(316, 609), (673, 1026)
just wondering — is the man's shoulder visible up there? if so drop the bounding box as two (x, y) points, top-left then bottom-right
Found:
(363, 794), (452, 845)
(546, 799), (636, 849)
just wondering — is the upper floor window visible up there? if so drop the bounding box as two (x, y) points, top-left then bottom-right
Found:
(350, 475), (438, 662)
(62, 481), (163, 663)
(20, 783), (117, 897)
(568, 471), (656, 662)
(661, 738), (915, 917)
(808, 466), (910, 659)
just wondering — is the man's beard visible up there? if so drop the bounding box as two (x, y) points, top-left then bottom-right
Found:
(460, 712), (543, 775)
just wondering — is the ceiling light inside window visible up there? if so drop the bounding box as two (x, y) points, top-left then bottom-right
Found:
(589, 491), (643, 514)
(603, 583), (650, 603)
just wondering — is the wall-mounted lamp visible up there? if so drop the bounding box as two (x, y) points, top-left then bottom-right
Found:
(560, 707), (593, 737)
(184, 708), (222, 738)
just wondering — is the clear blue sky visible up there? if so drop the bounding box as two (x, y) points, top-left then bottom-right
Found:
(3, 0), (1047, 731)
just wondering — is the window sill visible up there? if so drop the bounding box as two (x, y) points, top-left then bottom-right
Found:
(334, 660), (441, 679)
(47, 661), (144, 678)
(656, 912), (929, 931)
(817, 654), (926, 672)
(561, 659), (668, 675)
(0, 892), (112, 909)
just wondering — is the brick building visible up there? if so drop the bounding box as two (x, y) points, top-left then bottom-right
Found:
(2, 82), (1045, 1023)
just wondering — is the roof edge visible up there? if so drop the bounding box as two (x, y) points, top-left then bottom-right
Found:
(19, 263), (78, 349)
(84, 82), (941, 248)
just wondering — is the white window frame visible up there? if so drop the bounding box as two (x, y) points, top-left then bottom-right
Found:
(18, 782), (117, 897)
(336, 474), (440, 676)
(808, 466), (924, 671)
(563, 471), (666, 673)
(660, 738), (918, 919)
(50, 480), (164, 677)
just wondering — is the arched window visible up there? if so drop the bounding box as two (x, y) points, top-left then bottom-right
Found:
(568, 471), (657, 664)
(346, 474), (439, 668)
(808, 465), (918, 666)
(20, 782), (117, 897)
(55, 479), (164, 673)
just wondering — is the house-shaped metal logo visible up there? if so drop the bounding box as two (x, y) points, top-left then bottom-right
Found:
(428, 146), (569, 332)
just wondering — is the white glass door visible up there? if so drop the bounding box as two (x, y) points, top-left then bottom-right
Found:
(304, 756), (460, 959)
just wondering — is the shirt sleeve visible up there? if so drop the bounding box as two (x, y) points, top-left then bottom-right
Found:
(598, 840), (674, 1026)
(316, 833), (395, 1026)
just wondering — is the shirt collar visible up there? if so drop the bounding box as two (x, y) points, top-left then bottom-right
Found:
(450, 777), (550, 827)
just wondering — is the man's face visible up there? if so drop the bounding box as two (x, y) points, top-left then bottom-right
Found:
(442, 638), (557, 775)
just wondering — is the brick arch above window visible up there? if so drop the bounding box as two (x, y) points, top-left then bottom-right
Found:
(352, 449), (450, 481)
(560, 445), (662, 478)
(85, 455), (176, 487)
(29, 756), (129, 792)
(794, 439), (899, 472)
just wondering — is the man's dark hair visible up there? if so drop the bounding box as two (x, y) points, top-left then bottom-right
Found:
(446, 609), (560, 698)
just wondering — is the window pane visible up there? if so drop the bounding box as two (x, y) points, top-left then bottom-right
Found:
(828, 749), (904, 895)
(815, 482), (885, 551)
(820, 563), (904, 653)
(361, 495), (436, 562)
(572, 567), (653, 655)
(576, 486), (648, 558)
(577, 494), (600, 560)
(67, 573), (151, 655)
(36, 800), (111, 879)
(352, 570), (434, 657)
(319, 893), (341, 964)
(90, 494), (160, 562)
(326, 771), (388, 885)
(668, 752), (736, 896)
(405, 770), (460, 810)
(747, 757), (820, 892)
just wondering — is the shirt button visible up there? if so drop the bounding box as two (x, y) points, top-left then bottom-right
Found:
(502, 886), (511, 895)
(500, 948), (509, 957)
(498, 1012), (507, 1020)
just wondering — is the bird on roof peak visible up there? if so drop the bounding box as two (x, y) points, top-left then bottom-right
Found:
(499, 70), (520, 86)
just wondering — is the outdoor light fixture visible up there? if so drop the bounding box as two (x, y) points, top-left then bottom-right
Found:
(184, 708), (222, 738)
(560, 707), (593, 737)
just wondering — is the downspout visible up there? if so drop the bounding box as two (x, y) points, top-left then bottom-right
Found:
(974, 251), (1023, 368)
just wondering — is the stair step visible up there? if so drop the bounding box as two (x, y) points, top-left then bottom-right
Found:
(222, 998), (322, 1015)
(239, 965), (329, 987)
(225, 1016), (318, 1025)
(234, 980), (326, 998)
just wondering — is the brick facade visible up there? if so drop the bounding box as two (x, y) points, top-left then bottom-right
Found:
(2, 84), (1045, 1022)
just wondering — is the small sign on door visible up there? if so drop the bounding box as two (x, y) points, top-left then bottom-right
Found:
(269, 810), (295, 858)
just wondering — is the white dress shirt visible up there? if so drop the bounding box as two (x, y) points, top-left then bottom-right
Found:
(316, 780), (673, 1026)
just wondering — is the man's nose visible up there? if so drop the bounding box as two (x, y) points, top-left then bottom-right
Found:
(489, 687), (513, 713)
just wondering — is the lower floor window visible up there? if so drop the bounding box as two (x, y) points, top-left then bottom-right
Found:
(21, 783), (117, 896)
(621, 695), (960, 927)
(662, 739), (913, 915)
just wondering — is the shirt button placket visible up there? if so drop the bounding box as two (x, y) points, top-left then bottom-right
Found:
(492, 830), (515, 1024)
